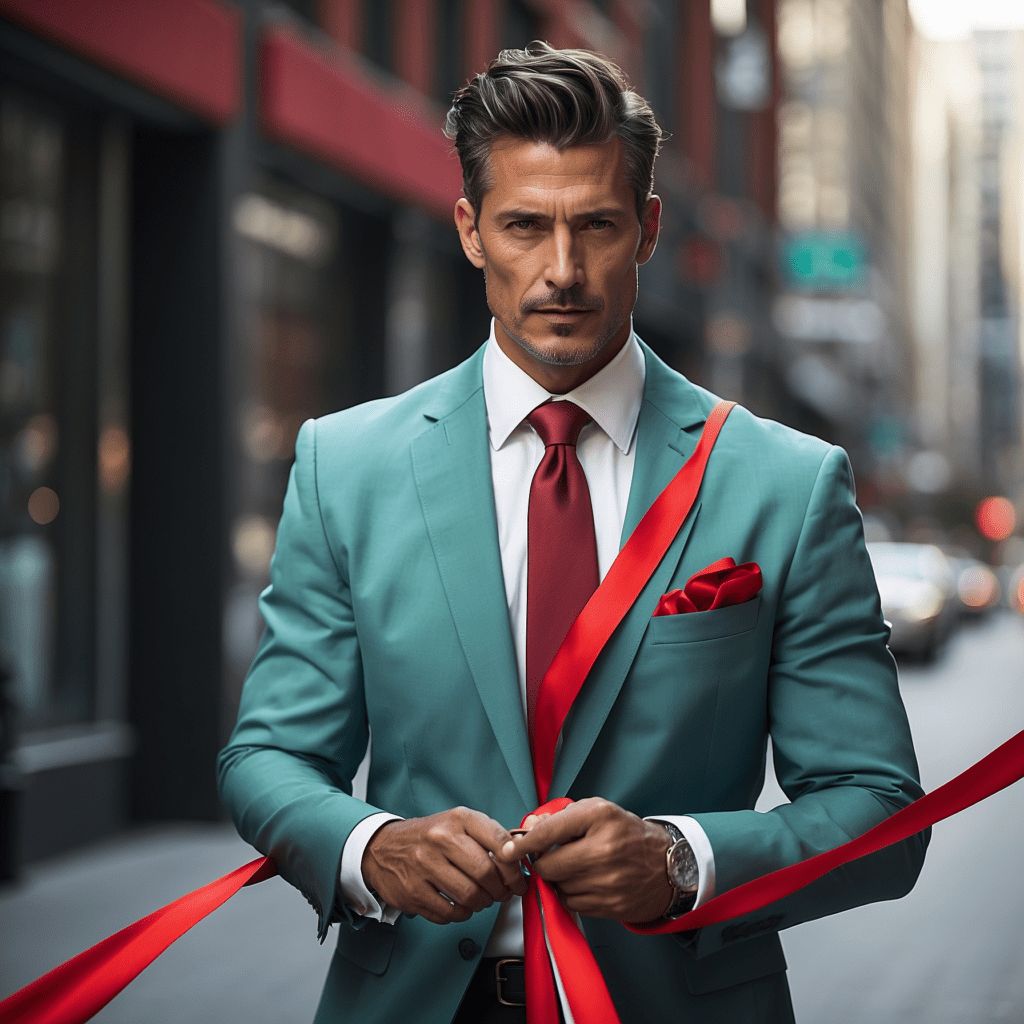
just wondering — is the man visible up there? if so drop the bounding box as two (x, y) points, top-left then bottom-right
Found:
(218, 43), (926, 1024)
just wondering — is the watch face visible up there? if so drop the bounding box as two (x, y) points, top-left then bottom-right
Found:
(669, 841), (699, 892)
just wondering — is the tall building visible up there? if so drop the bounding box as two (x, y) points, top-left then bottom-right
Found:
(773, 0), (913, 495)
(909, 34), (982, 490)
(908, 28), (1024, 511)
(639, 0), (787, 425)
(972, 30), (1023, 492)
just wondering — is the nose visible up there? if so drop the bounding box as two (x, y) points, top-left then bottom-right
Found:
(543, 225), (584, 292)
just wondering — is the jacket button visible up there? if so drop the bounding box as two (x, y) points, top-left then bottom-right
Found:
(458, 938), (478, 961)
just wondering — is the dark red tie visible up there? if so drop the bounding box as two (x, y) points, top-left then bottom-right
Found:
(526, 401), (599, 747)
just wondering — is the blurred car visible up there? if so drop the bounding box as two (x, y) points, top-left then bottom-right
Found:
(940, 547), (1002, 618)
(866, 542), (958, 659)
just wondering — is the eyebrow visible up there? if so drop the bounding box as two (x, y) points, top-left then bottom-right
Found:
(496, 206), (629, 222)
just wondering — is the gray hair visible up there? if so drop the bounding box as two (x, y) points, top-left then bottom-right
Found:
(444, 41), (666, 224)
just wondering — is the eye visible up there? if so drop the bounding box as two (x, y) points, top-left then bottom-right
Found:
(510, 219), (535, 230)
(588, 219), (613, 230)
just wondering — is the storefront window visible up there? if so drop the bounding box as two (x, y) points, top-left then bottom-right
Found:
(0, 85), (127, 733)
(226, 180), (347, 671)
(0, 88), (64, 727)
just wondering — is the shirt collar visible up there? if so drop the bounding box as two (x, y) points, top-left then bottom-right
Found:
(482, 319), (645, 455)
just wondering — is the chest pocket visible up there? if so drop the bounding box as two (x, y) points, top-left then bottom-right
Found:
(647, 594), (761, 645)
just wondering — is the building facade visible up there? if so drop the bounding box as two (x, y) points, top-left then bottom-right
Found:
(908, 28), (1024, 533)
(909, 34), (982, 492)
(773, 0), (914, 506)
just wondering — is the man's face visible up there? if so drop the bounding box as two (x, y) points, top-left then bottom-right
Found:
(455, 136), (660, 392)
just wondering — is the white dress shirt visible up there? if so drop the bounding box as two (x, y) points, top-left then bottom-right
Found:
(339, 321), (716, 957)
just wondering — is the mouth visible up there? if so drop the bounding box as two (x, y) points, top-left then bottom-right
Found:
(533, 308), (592, 320)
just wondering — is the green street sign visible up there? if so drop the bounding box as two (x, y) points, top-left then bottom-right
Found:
(783, 233), (867, 290)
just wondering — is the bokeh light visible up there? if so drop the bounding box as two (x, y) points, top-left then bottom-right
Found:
(243, 405), (286, 463)
(711, 0), (747, 36)
(957, 566), (999, 609)
(98, 424), (131, 494)
(16, 413), (58, 474)
(975, 496), (1016, 541)
(28, 486), (59, 525)
(232, 514), (276, 578)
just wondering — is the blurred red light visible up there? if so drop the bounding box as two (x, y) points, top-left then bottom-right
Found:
(975, 496), (1016, 541)
(1017, 577), (1024, 614)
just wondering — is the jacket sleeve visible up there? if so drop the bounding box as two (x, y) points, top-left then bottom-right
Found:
(687, 445), (928, 957)
(217, 418), (385, 940)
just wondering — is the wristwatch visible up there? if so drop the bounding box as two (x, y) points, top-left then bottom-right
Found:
(654, 820), (699, 919)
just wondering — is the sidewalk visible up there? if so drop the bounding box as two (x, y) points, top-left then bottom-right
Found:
(0, 823), (335, 1023)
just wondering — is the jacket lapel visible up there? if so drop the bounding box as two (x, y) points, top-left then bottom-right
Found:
(411, 378), (538, 813)
(548, 347), (713, 799)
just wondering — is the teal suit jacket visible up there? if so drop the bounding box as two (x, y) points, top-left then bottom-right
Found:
(218, 342), (926, 1023)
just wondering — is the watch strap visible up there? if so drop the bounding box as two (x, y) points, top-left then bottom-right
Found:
(652, 820), (698, 919)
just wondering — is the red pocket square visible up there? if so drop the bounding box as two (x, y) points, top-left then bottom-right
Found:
(654, 557), (763, 615)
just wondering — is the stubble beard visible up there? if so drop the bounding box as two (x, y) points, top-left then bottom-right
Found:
(486, 275), (629, 368)
(500, 316), (619, 367)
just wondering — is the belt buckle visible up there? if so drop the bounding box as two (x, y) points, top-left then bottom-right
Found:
(495, 957), (526, 1008)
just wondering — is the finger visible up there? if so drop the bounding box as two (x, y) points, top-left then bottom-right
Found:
(399, 877), (470, 924)
(491, 852), (529, 897)
(532, 855), (590, 887)
(529, 840), (602, 884)
(499, 804), (593, 861)
(556, 891), (610, 917)
(436, 830), (528, 908)
(461, 815), (529, 896)
(418, 809), (521, 903)
(520, 812), (552, 830)
(459, 841), (523, 903)
(417, 888), (474, 925)
(430, 859), (496, 913)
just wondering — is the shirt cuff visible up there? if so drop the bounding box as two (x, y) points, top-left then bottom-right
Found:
(339, 811), (404, 923)
(645, 814), (716, 908)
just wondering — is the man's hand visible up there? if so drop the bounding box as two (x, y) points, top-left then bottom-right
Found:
(497, 797), (674, 923)
(361, 807), (529, 925)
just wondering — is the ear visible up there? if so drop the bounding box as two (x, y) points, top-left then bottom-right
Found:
(636, 195), (662, 266)
(455, 198), (486, 269)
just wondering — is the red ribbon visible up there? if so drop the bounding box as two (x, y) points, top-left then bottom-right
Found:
(518, 730), (1024, 1022)
(520, 401), (737, 1023)
(629, 724), (1024, 937)
(520, 797), (620, 1024)
(3, 395), (1023, 1024)
(0, 856), (277, 1024)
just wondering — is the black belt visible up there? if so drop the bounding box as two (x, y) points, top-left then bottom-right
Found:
(455, 957), (567, 1024)
(454, 956), (526, 1022)
(482, 957), (526, 1007)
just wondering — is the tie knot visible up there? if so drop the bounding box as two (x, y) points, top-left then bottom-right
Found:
(527, 401), (590, 448)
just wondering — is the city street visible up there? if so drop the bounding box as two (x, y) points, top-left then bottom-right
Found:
(778, 610), (1024, 1024)
(1, 611), (1022, 1023)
